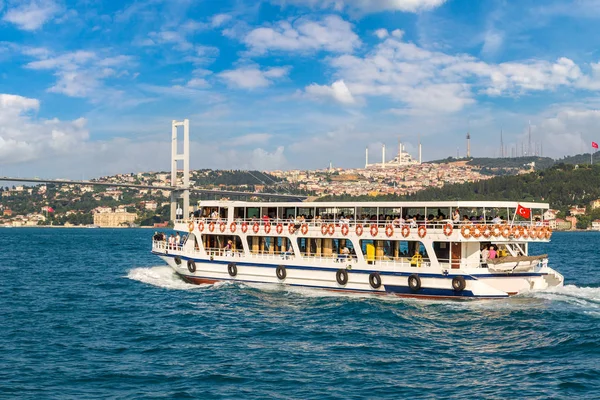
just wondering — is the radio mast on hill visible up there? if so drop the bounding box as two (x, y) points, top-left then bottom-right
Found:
(466, 131), (471, 158)
(500, 128), (504, 158)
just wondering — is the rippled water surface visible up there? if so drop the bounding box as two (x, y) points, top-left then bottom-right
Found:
(1, 228), (600, 399)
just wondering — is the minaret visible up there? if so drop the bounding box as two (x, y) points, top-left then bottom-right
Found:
(466, 132), (471, 158)
(382, 144), (386, 167)
(365, 147), (369, 168)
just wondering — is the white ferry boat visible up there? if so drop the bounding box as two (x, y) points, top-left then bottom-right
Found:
(151, 200), (564, 299)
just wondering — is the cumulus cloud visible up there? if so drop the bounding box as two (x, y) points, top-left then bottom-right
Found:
(219, 66), (290, 89)
(305, 79), (356, 105)
(273, 0), (447, 14)
(243, 15), (360, 54)
(2, 0), (61, 30)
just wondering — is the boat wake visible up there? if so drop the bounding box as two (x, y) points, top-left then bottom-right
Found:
(525, 284), (600, 310)
(127, 266), (211, 290)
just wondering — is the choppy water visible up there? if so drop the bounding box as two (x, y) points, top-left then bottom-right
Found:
(1, 228), (600, 399)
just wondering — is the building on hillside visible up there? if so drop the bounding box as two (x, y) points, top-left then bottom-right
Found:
(590, 199), (600, 210)
(3, 209), (12, 217)
(592, 220), (600, 231)
(553, 218), (572, 231)
(93, 211), (137, 227)
(569, 206), (586, 216)
(565, 216), (578, 230)
(543, 209), (558, 220)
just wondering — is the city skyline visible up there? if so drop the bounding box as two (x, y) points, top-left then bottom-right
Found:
(2, 0), (600, 179)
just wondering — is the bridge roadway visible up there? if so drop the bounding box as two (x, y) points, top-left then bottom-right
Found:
(0, 177), (307, 201)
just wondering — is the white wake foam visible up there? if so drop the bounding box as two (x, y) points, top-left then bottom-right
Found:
(126, 266), (204, 290)
(527, 284), (600, 308)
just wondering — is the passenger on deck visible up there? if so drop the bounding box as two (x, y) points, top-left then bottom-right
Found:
(224, 240), (233, 256)
(488, 245), (497, 259)
(481, 245), (490, 267)
(492, 215), (501, 224)
(452, 209), (460, 224)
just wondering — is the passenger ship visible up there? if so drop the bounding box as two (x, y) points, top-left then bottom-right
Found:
(151, 200), (564, 299)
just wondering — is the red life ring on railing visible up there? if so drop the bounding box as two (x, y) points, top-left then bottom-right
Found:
(198, 221), (205, 232)
(537, 226), (546, 239)
(209, 222), (215, 232)
(461, 224), (472, 238)
(355, 224), (363, 236)
(241, 222), (248, 233)
(472, 226), (481, 239)
(276, 223), (283, 234)
(492, 224), (501, 237)
(418, 225), (427, 238)
(301, 223), (308, 235)
(401, 225), (410, 238)
(545, 227), (552, 239)
(230, 222), (236, 233)
(264, 223), (271, 234)
(482, 226), (492, 239)
(219, 222), (226, 233)
(188, 221), (194, 232)
(501, 226), (511, 238)
(511, 226), (522, 239)
(443, 223), (453, 236)
(321, 224), (328, 235)
(385, 224), (394, 237)
(289, 224), (296, 234)
(341, 224), (349, 236)
(253, 222), (260, 233)
(328, 224), (335, 235)
(370, 224), (378, 237)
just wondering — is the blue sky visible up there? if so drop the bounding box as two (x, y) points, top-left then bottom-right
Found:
(2, 0), (600, 178)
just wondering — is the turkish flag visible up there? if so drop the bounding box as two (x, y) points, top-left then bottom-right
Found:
(516, 204), (531, 219)
(593, 141), (599, 149)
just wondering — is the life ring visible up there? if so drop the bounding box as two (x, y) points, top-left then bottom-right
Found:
(369, 272), (382, 289)
(209, 222), (215, 232)
(482, 226), (492, 239)
(276, 223), (283, 234)
(336, 269), (349, 285)
(492, 225), (501, 237)
(328, 224), (335, 235)
(418, 225), (427, 238)
(461, 224), (472, 239)
(230, 222), (237, 233)
(385, 224), (394, 237)
(511, 226), (523, 239)
(341, 224), (349, 236)
(355, 224), (363, 236)
(410, 254), (423, 267)
(401, 225), (410, 238)
(276, 265), (286, 280)
(219, 222), (226, 233)
(188, 221), (194, 232)
(241, 222), (248, 233)
(501, 226), (511, 238)
(174, 256), (182, 265)
(527, 226), (536, 239)
(289, 224), (296, 234)
(452, 276), (466, 292)
(370, 224), (378, 237)
(301, 224), (309, 235)
(545, 227), (552, 240)
(408, 274), (421, 291)
(227, 262), (237, 277)
(321, 224), (328, 235)
(187, 259), (196, 273)
(198, 221), (204, 232)
(443, 223), (453, 236)
(537, 226), (546, 239)
(472, 226), (481, 239)
(264, 223), (271, 234)
(253, 222), (260, 234)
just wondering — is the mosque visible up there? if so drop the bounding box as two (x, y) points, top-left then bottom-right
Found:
(365, 140), (422, 168)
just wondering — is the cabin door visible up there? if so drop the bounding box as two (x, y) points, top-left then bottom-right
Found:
(451, 242), (461, 269)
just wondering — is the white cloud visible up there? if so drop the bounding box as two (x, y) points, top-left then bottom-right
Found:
(211, 13), (231, 27)
(219, 66), (290, 89)
(2, 0), (61, 30)
(305, 79), (356, 105)
(481, 29), (504, 58)
(243, 15), (360, 54)
(274, 0), (447, 14)
(374, 28), (388, 39)
(233, 133), (272, 146)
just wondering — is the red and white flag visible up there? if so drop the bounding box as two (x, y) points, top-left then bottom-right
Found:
(516, 204), (531, 219)
(593, 141), (599, 149)
(43, 206), (55, 213)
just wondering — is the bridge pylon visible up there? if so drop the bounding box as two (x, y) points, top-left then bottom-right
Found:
(170, 119), (190, 222)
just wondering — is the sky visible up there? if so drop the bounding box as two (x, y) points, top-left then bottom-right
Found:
(2, 0), (600, 178)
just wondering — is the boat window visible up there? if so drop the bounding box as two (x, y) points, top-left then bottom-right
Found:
(296, 237), (357, 261)
(246, 235), (294, 257)
(359, 239), (429, 266)
(202, 234), (244, 257)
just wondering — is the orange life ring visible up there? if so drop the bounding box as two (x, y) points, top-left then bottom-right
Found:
(501, 226), (511, 238)
(301, 223), (309, 235)
(443, 223), (453, 236)
(370, 224), (378, 237)
(545, 227), (552, 239)
(241, 222), (248, 233)
(220, 222), (226, 233)
(327, 224), (334, 235)
(472, 226), (482, 239)
(253, 222), (260, 234)
(528, 226), (536, 239)
(355, 224), (363, 236)
(188, 221), (194, 232)
(461, 224), (472, 239)
(482, 226), (492, 239)
(418, 225), (427, 238)
(276, 223), (283, 234)
(537, 226), (546, 239)
(264, 223), (271, 234)
(492, 225), (501, 237)
(341, 224), (349, 236)
(521, 226), (529, 239)
(230, 222), (237, 233)
(198, 221), (205, 232)
(209, 222), (215, 232)
(401, 225), (410, 238)
(385, 224), (394, 237)
(321, 224), (328, 235)
(289, 224), (296, 234)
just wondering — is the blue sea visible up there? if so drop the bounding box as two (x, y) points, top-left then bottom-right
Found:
(1, 228), (600, 399)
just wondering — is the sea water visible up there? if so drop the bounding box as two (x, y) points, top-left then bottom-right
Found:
(1, 228), (599, 399)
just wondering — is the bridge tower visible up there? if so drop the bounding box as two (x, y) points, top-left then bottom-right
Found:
(170, 119), (190, 221)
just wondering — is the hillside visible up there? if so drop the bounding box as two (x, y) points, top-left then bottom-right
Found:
(429, 154), (597, 171)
